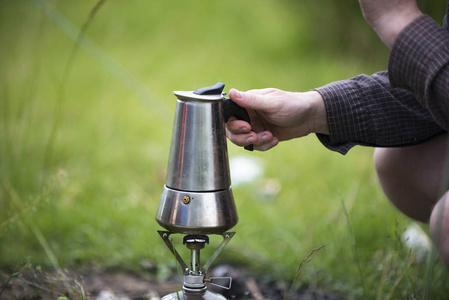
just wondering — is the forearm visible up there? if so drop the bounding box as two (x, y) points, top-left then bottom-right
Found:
(389, 15), (449, 131)
(358, 0), (422, 50)
(315, 71), (444, 154)
(371, 9), (422, 50)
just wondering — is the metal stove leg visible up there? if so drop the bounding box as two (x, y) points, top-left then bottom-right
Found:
(202, 232), (235, 272)
(157, 230), (188, 271)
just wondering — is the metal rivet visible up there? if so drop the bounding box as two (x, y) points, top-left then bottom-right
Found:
(182, 195), (190, 204)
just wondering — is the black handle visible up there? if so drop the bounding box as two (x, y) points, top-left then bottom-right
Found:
(194, 82), (253, 151)
(223, 97), (254, 151)
(194, 82), (225, 95)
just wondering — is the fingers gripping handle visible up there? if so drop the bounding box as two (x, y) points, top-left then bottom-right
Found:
(223, 97), (254, 151)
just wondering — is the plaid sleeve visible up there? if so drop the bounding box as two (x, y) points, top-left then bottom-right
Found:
(314, 71), (443, 155)
(389, 15), (449, 131)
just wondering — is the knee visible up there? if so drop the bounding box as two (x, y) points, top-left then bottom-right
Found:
(430, 192), (449, 268)
(373, 147), (434, 222)
(373, 147), (397, 180)
(373, 147), (407, 195)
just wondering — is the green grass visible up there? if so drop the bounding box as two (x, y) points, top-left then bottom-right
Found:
(1, 0), (449, 299)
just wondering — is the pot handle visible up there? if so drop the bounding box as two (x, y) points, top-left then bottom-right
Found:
(194, 82), (253, 151)
(223, 97), (254, 151)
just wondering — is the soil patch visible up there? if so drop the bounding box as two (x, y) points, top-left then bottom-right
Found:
(0, 265), (345, 300)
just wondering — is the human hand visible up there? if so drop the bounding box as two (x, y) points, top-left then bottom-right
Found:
(226, 88), (328, 151)
(358, 0), (422, 49)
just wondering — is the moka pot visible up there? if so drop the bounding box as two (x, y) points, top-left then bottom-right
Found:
(155, 83), (252, 234)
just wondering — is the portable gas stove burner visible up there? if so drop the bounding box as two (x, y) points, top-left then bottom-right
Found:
(155, 83), (252, 300)
(158, 231), (235, 300)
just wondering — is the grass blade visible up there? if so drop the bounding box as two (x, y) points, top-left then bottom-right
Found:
(285, 244), (326, 300)
(341, 197), (366, 295)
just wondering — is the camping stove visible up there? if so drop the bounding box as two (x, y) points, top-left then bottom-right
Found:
(157, 231), (235, 300)
(155, 83), (252, 300)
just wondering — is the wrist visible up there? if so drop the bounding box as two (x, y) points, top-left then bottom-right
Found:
(305, 91), (329, 135)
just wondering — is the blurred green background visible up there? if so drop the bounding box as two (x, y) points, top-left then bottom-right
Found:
(1, 0), (449, 299)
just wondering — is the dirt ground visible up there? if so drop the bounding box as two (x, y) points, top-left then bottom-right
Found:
(0, 264), (345, 300)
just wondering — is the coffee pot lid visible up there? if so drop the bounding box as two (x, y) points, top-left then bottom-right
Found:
(173, 82), (226, 101)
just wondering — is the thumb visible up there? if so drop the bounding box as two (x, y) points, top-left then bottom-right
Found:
(229, 88), (273, 111)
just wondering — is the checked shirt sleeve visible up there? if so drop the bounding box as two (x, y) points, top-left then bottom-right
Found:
(389, 15), (449, 132)
(314, 71), (443, 155)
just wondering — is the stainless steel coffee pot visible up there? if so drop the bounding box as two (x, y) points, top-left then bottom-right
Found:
(156, 83), (252, 234)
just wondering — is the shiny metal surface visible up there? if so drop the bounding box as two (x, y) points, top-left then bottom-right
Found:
(165, 95), (231, 192)
(161, 290), (227, 300)
(156, 186), (238, 234)
(158, 85), (238, 300)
